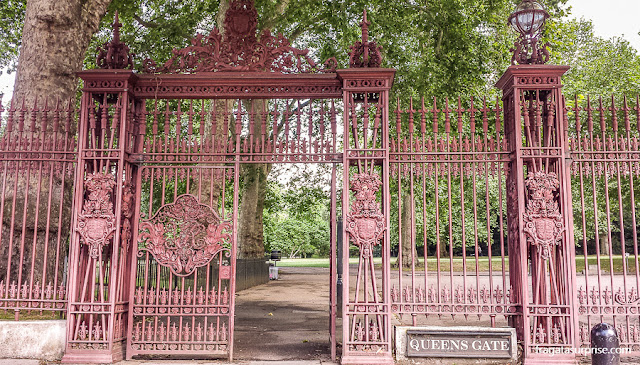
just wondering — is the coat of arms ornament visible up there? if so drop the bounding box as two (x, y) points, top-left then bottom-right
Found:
(76, 173), (117, 259)
(345, 173), (385, 256)
(522, 171), (565, 260)
(137, 194), (232, 276)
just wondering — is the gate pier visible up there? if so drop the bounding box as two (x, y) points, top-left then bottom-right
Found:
(61, 69), (139, 363)
(338, 68), (395, 365)
(497, 65), (578, 364)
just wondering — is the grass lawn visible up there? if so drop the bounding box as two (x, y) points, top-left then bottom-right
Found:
(276, 255), (640, 274)
(276, 257), (380, 267)
(276, 257), (503, 271)
(0, 310), (62, 321)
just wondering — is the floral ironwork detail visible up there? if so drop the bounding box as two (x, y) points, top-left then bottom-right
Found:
(137, 194), (231, 276)
(143, 0), (336, 74)
(522, 171), (564, 260)
(76, 173), (117, 259)
(349, 10), (382, 68)
(96, 12), (134, 70)
(615, 287), (640, 306)
(345, 173), (385, 255)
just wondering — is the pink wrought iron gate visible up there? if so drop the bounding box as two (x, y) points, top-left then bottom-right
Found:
(0, 98), (75, 319)
(18, 2), (635, 365)
(127, 165), (237, 357)
(567, 95), (640, 351)
(389, 96), (514, 327)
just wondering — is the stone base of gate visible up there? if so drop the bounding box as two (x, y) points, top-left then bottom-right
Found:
(341, 354), (394, 365)
(0, 320), (65, 361)
(61, 341), (124, 364)
(523, 354), (576, 364)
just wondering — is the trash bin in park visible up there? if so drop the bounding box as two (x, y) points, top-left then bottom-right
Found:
(269, 264), (279, 280)
(269, 250), (281, 280)
(270, 250), (282, 262)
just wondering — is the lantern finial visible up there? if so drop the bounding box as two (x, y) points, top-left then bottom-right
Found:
(508, 0), (550, 65)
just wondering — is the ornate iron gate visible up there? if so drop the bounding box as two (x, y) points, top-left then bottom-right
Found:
(567, 95), (640, 351)
(127, 166), (237, 357)
(389, 96), (514, 326)
(44, 1), (640, 364)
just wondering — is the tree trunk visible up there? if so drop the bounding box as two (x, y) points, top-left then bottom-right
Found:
(397, 191), (417, 268)
(13, 0), (112, 113)
(238, 163), (272, 258)
(1, 0), (111, 291)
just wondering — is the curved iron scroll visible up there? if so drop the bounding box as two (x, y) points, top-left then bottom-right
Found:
(137, 194), (232, 276)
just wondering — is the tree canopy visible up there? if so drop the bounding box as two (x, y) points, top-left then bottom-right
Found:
(264, 179), (330, 258)
(0, 0), (25, 73)
(2, 1), (639, 98)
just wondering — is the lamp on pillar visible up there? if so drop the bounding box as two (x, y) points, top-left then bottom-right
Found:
(508, 0), (550, 65)
(498, 2), (577, 364)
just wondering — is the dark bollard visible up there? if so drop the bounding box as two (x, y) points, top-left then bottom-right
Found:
(591, 323), (620, 365)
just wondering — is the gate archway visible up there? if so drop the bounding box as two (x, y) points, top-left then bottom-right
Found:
(61, 3), (396, 364)
(56, 2), (589, 365)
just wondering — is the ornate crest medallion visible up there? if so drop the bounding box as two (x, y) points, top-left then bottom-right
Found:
(143, 0), (336, 73)
(138, 194), (232, 276)
(345, 173), (385, 255)
(76, 173), (117, 259)
(522, 171), (565, 260)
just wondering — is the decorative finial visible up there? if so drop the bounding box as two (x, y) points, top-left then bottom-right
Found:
(113, 11), (122, 43)
(361, 9), (369, 45)
(96, 11), (134, 70)
(349, 9), (382, 68)
(508, 0), (550, 65)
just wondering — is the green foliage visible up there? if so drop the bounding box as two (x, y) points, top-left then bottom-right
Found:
(0, 0), (25, 72)
(263, 179), (330, 258)
(546, 17), (640, 98)
(272, 0), (544, 99)
(86, 0), (567, 100)
(85, 0), (221, 69)
(3, 0), (638, 103)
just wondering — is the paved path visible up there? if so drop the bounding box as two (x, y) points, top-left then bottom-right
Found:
(232, 267), (334, 362)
